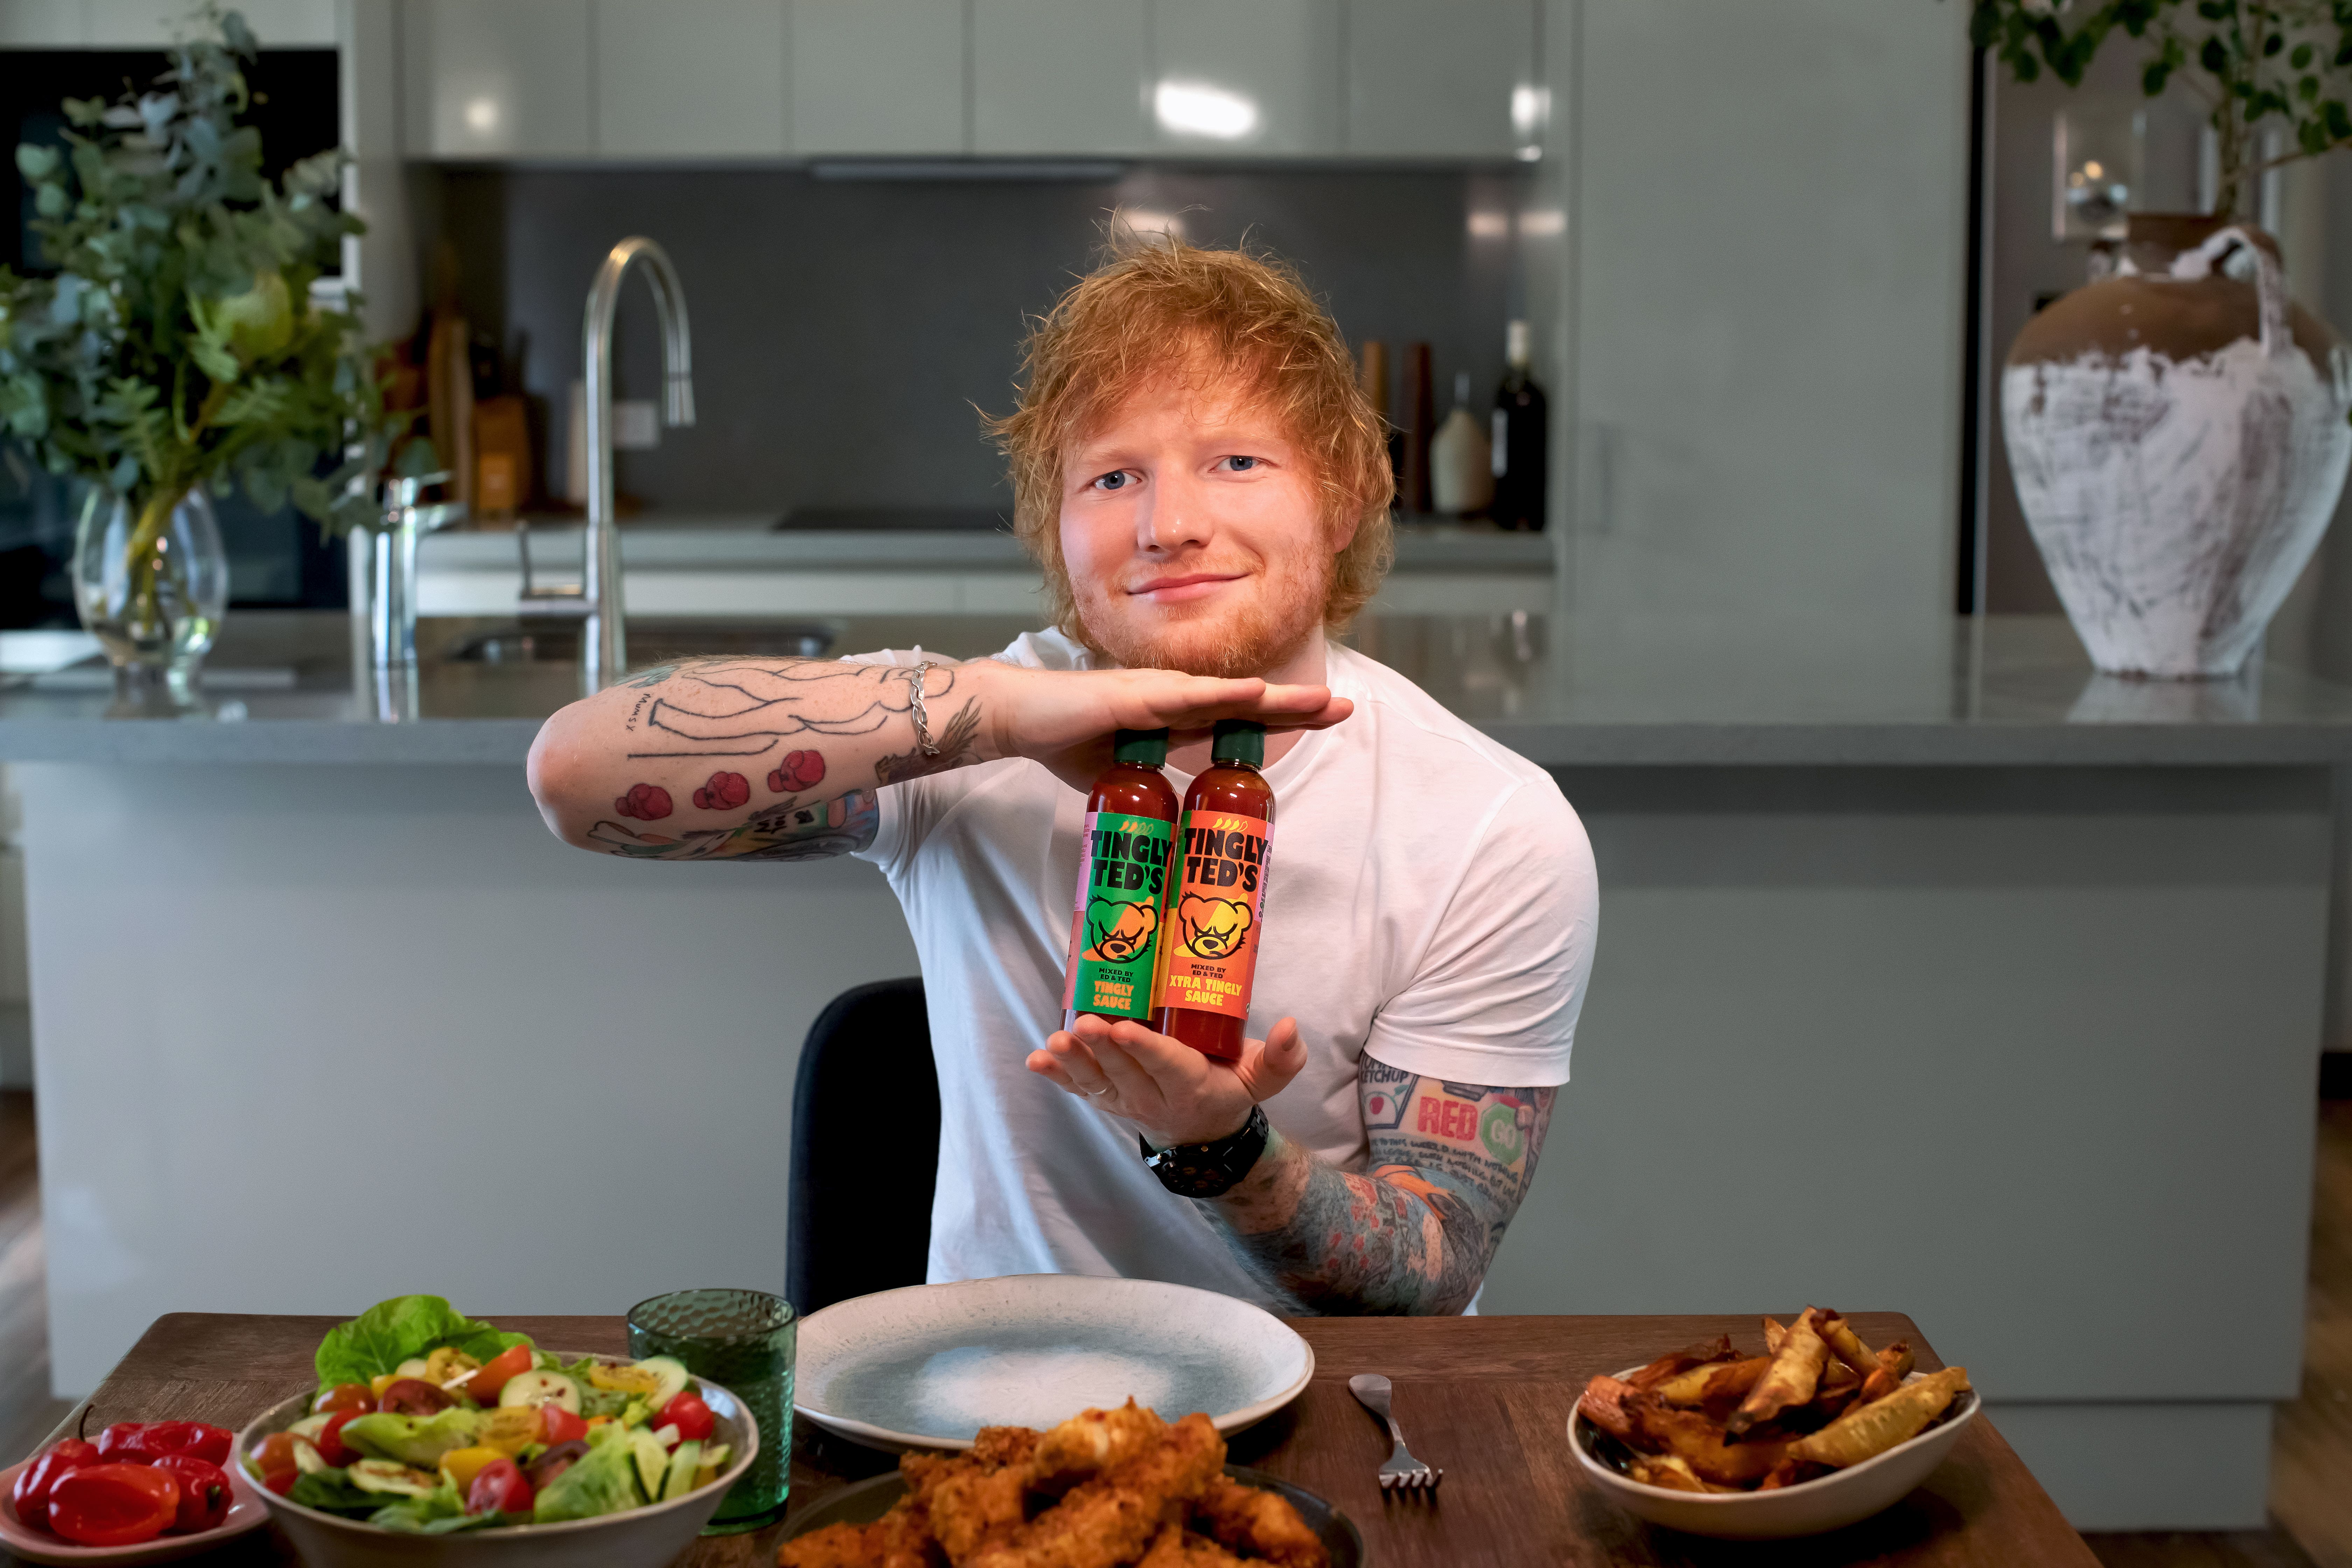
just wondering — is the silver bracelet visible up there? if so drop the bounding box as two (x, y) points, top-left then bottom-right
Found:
(907, 661), (941, 757)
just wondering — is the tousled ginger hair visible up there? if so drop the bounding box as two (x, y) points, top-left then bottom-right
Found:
(989, 235), (1395, 646)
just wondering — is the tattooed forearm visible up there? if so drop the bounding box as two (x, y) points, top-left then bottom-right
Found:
(1204, 1059), (1556, 1315)
(529, 654), (998, 859)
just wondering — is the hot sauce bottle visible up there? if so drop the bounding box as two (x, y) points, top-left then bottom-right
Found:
(1153, 720), (1274, 1062)
(1061, 729), (1182, 1030)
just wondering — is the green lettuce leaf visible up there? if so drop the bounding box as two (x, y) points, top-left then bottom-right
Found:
(339, 1408), (485, 1469)
(533, 1425), (643, 1523)
(286, 1470), (384, 1516)
(313, 1295), (532, 1390)
(366, 1480), (465, 1533)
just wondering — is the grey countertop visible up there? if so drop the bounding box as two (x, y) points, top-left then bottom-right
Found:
(7, 610), (2352, 768)
(428, 519), (1558, 575)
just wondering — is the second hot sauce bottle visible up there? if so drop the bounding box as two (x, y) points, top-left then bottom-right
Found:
(1061, 729), (1182, 1031)
(1153, 720), (1275, 1062)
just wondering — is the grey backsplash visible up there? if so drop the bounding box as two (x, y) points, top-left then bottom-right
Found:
(426, 164), (1531, 522)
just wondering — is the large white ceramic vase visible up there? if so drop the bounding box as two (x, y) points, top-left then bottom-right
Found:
(2002, 219), (2352, 678)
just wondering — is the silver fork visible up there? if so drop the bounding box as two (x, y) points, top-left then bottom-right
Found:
(1348, 1372), (1442, 1492)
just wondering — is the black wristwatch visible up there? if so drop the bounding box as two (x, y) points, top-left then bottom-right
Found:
(1141, 1105), (1271, 1198)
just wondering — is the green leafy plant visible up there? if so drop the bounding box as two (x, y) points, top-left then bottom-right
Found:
(1971, 1), (2352, 221)
(0, 5), (390, 636)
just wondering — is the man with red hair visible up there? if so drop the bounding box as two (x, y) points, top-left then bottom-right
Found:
(528, 239), (1596, 1314)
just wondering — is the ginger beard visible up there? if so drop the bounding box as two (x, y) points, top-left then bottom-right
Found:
(1059, 381), (1342, 679)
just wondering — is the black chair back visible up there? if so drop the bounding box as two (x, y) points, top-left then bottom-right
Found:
(786, 977), (939, 1316)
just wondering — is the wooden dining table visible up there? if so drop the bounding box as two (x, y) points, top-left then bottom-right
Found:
(3, 1310), (2094, 1568)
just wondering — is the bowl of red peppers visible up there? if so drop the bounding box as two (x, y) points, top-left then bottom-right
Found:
(0, 1416), (267, 1564)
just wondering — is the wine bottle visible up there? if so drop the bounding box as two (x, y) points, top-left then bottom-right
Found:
(1491, 320), (1549, 531)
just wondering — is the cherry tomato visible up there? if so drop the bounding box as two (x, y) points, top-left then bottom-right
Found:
(262, 1469), (298, 1497)
(313, 1409), (363, 1469)
(464, 1344), (534, 1404)
(313, 1383), (374, 1416)
(150, 1455), (230, 1535)
(47, 1464), (178, 1547)
(523, 1441), (585, 1494)
(537, 1405), (589, 1446)
(377, 1378), (453, 1416)
(12, 1438), (98, 1532)
(657, 1391), (714, 1444)
(249, 1432), (304, 1484)
(464, 1457), (533, 1517)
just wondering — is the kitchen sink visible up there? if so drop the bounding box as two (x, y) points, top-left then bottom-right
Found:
(448, 620), (839, 664)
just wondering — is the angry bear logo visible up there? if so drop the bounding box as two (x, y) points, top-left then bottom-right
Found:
(1082, 899), (1157, 963)
(1177, 894), (1253, 960)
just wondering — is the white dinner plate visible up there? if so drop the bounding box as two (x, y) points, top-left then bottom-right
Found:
(793, 1275), (1315, 1452)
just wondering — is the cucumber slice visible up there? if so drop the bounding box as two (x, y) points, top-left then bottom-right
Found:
(497, 1370), (581, 1413)
(660, 1441), (700, 1503)
(394, 1357), (431, 1380)
(287, 1413), (330, 1442)
(633, 1356), (691, 1409)
(628, 1429), (668, 1500)
(698, 1443), (730, 1475)
(292, 1438), (329, 1475)
(348, 1459), (437, 1497)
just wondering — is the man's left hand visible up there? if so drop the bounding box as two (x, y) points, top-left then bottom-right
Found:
(1026, 1015), (1307, 1147)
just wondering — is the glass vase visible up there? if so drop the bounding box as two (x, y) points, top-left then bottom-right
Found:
(70, 485), (229, 702)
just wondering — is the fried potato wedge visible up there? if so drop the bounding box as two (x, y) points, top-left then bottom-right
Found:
(1762, 1316), (1787, 1355)
(1629, 1454), (1721, 1494)
(1631, 1398), (1789, 1487)
(1577, 1375), (1640, 1444)
(1727, 1308), (1828, 1438)
(1878, 1340), (1916, 1380)
(1653, 1356), (1767, 1406)
(1789, 1366), (1970, 1470)
(1817, 1314), (1880, 1381)
(1626, 1335), (1737, 1393)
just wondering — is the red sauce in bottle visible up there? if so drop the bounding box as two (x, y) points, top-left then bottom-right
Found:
(1153, 721), (1274, 1061)
(1060, 730), (1181, 1030)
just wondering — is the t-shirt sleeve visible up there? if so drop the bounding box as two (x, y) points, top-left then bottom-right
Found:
(1360, 776), (1597, 1089)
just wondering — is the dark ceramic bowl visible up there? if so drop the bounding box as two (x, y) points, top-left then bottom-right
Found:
(779, 1464), (1366, 1565)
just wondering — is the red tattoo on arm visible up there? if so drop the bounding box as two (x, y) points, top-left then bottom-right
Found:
(692, 771), (750, 811)
(614, 784), (673, 820)
(769, 750), (825, 793)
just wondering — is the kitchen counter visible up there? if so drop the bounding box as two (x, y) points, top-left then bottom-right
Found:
(4, 607), (2336, 1531)
(2, 610), (2350, 766)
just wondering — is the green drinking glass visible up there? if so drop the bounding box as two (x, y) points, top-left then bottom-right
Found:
(626, 1288), (796, 1533)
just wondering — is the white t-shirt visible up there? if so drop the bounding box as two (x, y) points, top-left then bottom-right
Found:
(851, 629), (1598, 1313)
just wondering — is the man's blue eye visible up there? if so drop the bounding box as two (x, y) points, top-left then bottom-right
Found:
(1096, 471), (1128, 490)
(1226, 456), (1257, 471)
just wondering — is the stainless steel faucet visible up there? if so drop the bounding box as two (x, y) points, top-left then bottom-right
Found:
(526, 236), (695, 689)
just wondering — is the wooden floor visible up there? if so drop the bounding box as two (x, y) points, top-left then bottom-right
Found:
(0, 1091), (2344, 1562)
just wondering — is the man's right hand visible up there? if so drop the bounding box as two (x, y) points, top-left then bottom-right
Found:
(976, 661), (1352, 793)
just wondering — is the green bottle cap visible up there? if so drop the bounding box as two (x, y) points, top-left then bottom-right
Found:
(1211, 719), (1265, 767)
(1113, 728), (1169, 765)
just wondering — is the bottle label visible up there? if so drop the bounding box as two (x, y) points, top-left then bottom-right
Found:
(1063, 810), (1175, 1021)
(1491, 410), (1509, 477)
(1155, 810), (1273, 1022)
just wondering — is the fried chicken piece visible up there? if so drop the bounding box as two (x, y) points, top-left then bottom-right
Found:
(1189, 1475), (1328, 1568)
(1033, 1400), (1168, 1494)
(877, 1493), (948, 1568)
(904, 1434), (1040, 1566)
(968, 1412), (1225, 1568)
(1138, 1522), (1250, 1568)
(779, 1521), (887, 1568)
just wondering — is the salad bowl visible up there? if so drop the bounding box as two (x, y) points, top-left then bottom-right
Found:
(234, 1355), (758, 1568)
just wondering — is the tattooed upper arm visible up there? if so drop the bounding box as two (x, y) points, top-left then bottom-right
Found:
(1362, 1056), (1556, 1273)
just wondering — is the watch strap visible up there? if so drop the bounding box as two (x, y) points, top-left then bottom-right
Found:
(1141, 1105), (1271, 1198)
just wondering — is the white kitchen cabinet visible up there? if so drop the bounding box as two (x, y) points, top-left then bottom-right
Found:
(973, 0), (1147, 155)
(1151, 0), (1340, 157)
(789, 0), (966, 156)
(1566, 0), (1968, 632)
(1345, 0), (1535, 159)
(596, 0), (788, 158)
(402, 0), (593, 159)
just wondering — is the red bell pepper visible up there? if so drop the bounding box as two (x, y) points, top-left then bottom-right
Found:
(11, 1438), (98, 1531)
(150, 1455), (230, 1535)
(46, 1463), (178, 1547)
